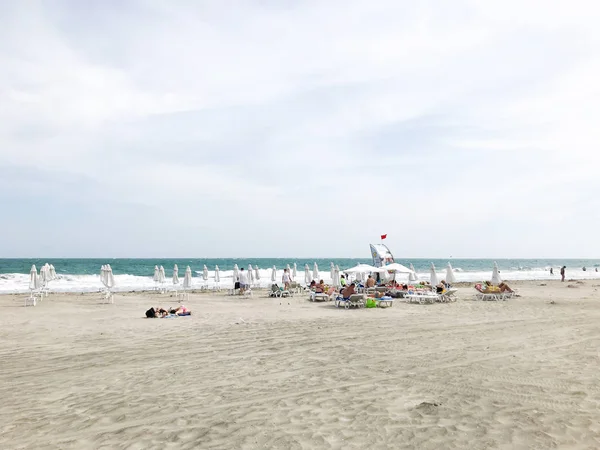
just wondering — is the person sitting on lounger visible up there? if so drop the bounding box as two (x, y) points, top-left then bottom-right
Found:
(315, 280), (326, 293)
(341, 283), (356, 299)
(366, 275), (376, 288)
(309, 280), (316, 289)
(436, 282), (445, 294)
(476, 281), (513, 294)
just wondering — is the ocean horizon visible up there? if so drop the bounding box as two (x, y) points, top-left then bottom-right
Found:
(2, 257), (599, 294)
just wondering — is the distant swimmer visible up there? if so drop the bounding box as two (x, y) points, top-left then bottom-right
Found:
(560, 266), (566, 282)
(550, 267), (553, 275)
(582, 267), (586, 271)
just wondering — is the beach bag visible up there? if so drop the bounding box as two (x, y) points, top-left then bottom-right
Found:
(234, 281), (241, 289)
(146, 307), (156, 318)
(366, 298), (377, 308)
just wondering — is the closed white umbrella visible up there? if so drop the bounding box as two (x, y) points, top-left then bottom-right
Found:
(248, 264), (255, 285)
(445, 263), (457, 284)
(271, 265), (277, 283)
(202, 265), (209, 281)
(332, 265), (340, 287)
(214, 265), (221, 283)
(409, 263), (418, 282)
(183, 266), (193, 289)
(491, 261), (502, 285)
(173, 264), (180, 285)
(39, 264), (49, 295)
(293, 263), (297, 280)
(313, 262), (319, 281)
(159, 266), (166, 283)
(330, 262), (335, 280)
(106, 264), (115, 289)
(304, 264), (311, 285)
(430, 263), (438, 286)
(255, 266), (261, 281)
(29, 265), (40, 291)
(49, 264), (57, 280)
(233, 264), (239, 282)
(152, 265), (160, 290)
(100, 265), (107, 287)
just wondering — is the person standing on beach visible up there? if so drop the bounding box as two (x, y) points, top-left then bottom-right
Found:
(560, 266), (566, 282)
(550, 267), (553, 275)
(282, 268), (291, 291)
(238, 268), (249, 294)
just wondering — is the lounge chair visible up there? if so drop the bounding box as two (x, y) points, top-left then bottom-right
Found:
(405, 292), (439, 304)
(474, 284), (510, 301)
(335, 293), (366, 309)
(269, 284), (291, 298)
(439, 288), (458, 303)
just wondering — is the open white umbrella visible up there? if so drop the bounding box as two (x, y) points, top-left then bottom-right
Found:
(304, 264), (311, 285)
(429, 263), (438, 286)
(445, 263), (457, 284)
(409, 263), (418, 282)
(344, 264), (382, 274)
(271, 265), (277, 283)
(173, 264), (179, 285)
(293, 263), (297, 280)
(491, 261), (502, 285)
(313, 262), (319, 281)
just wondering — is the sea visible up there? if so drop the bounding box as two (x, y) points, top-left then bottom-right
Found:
(1, 258), (600, 294)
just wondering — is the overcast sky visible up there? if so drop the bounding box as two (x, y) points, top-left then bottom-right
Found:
(1, 0), (599, 258)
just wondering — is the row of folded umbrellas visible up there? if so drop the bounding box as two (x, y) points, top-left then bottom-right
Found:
(28, 264), (57, 290)
(29, 261), (503, 292)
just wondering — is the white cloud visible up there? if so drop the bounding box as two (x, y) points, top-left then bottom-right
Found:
(0, 0), (599, 257)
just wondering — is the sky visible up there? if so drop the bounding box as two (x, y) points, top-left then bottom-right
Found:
(1, 0), (599, 259)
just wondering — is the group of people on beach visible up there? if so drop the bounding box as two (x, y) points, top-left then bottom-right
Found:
(146, 305), (191, 318)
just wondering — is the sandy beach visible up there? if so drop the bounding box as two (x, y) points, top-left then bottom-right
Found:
(2, 280), (600, 449)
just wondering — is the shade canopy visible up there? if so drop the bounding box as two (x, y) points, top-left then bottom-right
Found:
(381, 263), (413, 273)
(344, 264), (383, 274)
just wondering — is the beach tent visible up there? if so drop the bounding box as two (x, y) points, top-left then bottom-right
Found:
(409, 263), (418, 282)
(446, 263), (457, 284)
(429, 263), (439, 286)
(491, 262), (502, 285)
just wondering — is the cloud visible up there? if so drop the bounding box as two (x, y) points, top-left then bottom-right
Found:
(0, 0), (599, 258)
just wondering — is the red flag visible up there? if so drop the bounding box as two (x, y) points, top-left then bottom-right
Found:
(381, 234), (387, 240)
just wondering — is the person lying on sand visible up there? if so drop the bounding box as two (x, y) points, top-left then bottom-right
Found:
(169, 305), (192, 316)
